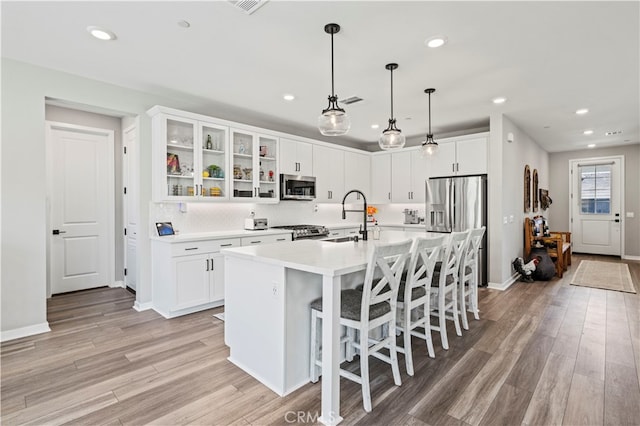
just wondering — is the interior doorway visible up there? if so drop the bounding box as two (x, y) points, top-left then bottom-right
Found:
(46, 121), (115, 294)
(570, 156), (624, 256)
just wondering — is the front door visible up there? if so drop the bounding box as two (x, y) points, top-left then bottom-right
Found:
(570, 156), (623, 255)
(48, 122), (115, 294)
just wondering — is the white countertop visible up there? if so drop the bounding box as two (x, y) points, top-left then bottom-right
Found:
(150, 228), (292, 243)
(221, 230), (441, 277)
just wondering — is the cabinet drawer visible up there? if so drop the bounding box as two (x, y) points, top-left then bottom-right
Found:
(241, 234), (291, 246)
(171, 238), (241, 256)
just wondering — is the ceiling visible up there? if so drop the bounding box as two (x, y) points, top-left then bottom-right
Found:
(2, 1), (639, 153)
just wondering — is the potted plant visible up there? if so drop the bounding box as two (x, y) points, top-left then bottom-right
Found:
(207, 164), (221, 178)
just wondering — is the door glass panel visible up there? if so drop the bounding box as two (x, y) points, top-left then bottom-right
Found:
(579, 164), (611, 214)
(201, 125), (226, 198)
(166, 119), (196, 198)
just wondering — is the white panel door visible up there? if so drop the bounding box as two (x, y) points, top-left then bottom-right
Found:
(123, 123), (138, 290)
(49, 123), (114, 294)
(571, 157), (622, 255)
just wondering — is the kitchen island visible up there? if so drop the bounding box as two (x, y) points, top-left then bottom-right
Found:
(222, 231), (438, 425)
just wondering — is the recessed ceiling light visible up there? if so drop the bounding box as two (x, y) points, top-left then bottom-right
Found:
(371, 124), (379, 129)
(583, 130), (594, 135)
(87, 26), (117, 41)
(283, 94), (295, 101)
(492, 97), (507, 104)
(425, 36), (448, 48)
(177, 20), (191, 28)
(587, 144), (596, 148)
(575, 108), (589, 115)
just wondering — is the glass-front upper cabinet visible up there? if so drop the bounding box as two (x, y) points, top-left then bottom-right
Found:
(149, 106), (230, 202)
(230, 129), (279, 202)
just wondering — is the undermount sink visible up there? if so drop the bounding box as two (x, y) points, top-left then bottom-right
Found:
(323, 236), (358, 243)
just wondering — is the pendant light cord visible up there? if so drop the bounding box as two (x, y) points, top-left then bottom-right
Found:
(330, 32), (335, 96)
(390, 67), (394, 120)
(428, 91), (431, 134)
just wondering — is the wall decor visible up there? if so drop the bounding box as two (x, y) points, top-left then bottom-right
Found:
(540, 188), (552, 210)
(524, 165), (531, 212)
(533, 169), (539, 211)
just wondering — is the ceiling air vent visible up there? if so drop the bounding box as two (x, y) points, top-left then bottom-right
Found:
(342, 96), (363, 105)
(228, 0), (268, 15)
(605, 130), (623, 136)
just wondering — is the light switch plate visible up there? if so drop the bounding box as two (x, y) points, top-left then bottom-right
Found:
(503, 216), (508, 224)
(626, 212), (635, 218)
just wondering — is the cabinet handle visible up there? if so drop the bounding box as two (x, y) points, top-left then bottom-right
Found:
(185, 247), (199, 251)
(388, 192), (391, 200)
(276, 238), (287, 241)
(205, 259), (210, 271)
(452, 163), (455, 172)
(210, 259), (214, 270)
(457, 163), (460, 172)
(254, 187), (258, 197)
(328, 190), (332, 199)
(250, 240), (261, 244)
(220, 243), (233, 247)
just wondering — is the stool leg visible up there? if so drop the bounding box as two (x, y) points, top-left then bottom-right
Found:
(424, 301), (435, 358)
(439, 292), (449, 350)
(359, 328), (372, 412)
(402, 303), (414, 376)
(452, 285), (462, 337)
(460, 280), (469, 331)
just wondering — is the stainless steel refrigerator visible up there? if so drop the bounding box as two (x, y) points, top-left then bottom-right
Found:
(425, 175), (488, 285)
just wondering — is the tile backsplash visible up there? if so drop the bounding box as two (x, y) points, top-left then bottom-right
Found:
(150, 201), (425, 234)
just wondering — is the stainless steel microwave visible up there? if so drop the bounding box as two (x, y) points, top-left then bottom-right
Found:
(280, 174), (316, 201)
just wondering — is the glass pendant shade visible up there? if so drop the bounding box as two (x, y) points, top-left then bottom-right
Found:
(420, 88), (438, 156)
(318, 23), (349, 136)
(379, 120), (406, 149)
(318, 96), (351, 136)
(379, 63), (405, 150)
(421, 136), (438, 157)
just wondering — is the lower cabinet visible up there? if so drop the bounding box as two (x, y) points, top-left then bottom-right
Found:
(152, 238), (241, 318)
(152, 233), (292, 318)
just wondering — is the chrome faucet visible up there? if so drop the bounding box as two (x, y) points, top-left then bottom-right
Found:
(341, 189), (368, 241)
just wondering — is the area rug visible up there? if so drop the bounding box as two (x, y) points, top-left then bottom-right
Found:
(571, 260), (636, 293)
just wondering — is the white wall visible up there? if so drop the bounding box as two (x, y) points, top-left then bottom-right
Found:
(488, 114), (549, 287)
(548, 144), (640, 258)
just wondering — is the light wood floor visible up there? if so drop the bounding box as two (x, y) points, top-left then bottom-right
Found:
(2, 254), (639, 425)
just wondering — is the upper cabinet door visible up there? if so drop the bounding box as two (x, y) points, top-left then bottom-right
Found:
(158, 115), (199, 201)
(370, 154), (392, 204)
(391, 151), (412, 203)
(411, 153), (428, 203)
(344, 151), (371, 201)
(200, 121), (228, 199)
(280, 138), (312, 176)
(425, 141), (456, 178)
(456, 137), (487, 175)
(230, 129), (279, 203)
(313, 144), (344, 203)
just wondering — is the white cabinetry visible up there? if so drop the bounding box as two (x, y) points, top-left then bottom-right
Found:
(280, 138), (313, 176)
(313, 145), (344, 203)
(344, 151), (371, 200)
(152, 238), (241, 318)
(370, 153), (392, 204)
(149, 108), (229, 202)
(230, 129), (279, 202)
(391, 150), (427, 203)
(426, 135), (488, 177)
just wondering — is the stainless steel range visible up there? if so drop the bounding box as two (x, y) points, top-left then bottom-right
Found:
(270, 224), (330, 240)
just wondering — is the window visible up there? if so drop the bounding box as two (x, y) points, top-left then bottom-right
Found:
(579, 164), (611, 214)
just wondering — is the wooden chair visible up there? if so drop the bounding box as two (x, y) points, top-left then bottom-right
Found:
(524, 217), (572, 278)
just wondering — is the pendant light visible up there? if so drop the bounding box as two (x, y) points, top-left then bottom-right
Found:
(318, 23), (350, 136)
(379, 63), (405, 150)
(420, 88), (438, 156)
